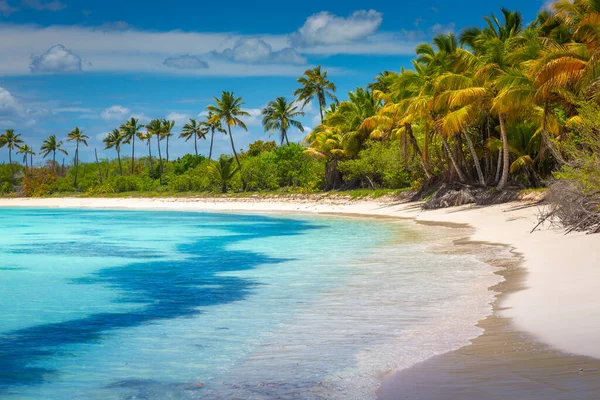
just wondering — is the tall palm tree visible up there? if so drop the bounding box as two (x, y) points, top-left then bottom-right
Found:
(262, 97), (305, 145)
(161, 119), (175, 163)
(66, 127), (89, 186)
(204, 111), (226, 161)
(103, 129), (123, 175)
(120, 118), (144, 174)
(139, 131), (154, 175)
(40, 135), (68, 171)
(17, 144), (35, 173)
(180, 119), (207, 164)
(206, 91), (249, 189)
(146, 119), (164, 183)
(294, 66), (338, 122)
(0, 129), (24, 182)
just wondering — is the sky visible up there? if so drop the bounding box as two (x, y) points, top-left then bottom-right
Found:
(0, 0), (550, 163)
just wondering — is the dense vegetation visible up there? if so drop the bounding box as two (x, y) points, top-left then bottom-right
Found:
(1, 0), (599, 230)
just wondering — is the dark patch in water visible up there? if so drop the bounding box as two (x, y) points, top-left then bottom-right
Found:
(0, 209), (320, 394)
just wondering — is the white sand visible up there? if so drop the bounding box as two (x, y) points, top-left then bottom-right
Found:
(1, 196), (599, 359)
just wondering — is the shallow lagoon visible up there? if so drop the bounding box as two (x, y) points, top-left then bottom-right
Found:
(0, 208), (500, 399)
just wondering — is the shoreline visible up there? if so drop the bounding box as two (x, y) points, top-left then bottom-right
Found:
(1, 196), (600, 397)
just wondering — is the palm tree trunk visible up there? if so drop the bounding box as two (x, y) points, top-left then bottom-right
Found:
(405, 123), (432, 179)
(53, 150), (56, 171)
(209, 130), (215, 161)
(95, 148), (103, 184)
(497, 112), (509, 190)
(30, 154), (33, 174)
(156, 135), (163, 184)
(166, 135), (170, 163)
(131, 135), (136, 175)
(318, 99), (324, 123)
(148, 141), (154, 177)
(463, 131), (485, 186)
(283, 129), (289, 146)
(117, 150), (123, 176)
(495, 149), (502, 184)
(194, 134), (199, 165)
(74, 143), (79, 186)
(8, 149), (14, 183)
(227, 125), (245, 191)
(441, 134), (466, 182)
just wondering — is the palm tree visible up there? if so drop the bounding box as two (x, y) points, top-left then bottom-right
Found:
(103, 129), (123, 175)
(294, 66), (338, 122)
(180, 119), (207, 164)
(146, 119), (164, 183)
(161, 119), (175, 163)
(40, 135), (68, 171)
(204, 111), (226, 161)
(17, 144), (35, 173)
(212, 155), (239, 193)
(120, 118), (144, 174)
(262, 97), (305, 145)
(139, 131), (155, 175)
(206, 91), (249, 189)
(0, 129), (24, 182)
(66, 127), (89, 186)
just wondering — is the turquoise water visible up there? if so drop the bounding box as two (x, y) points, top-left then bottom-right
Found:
(0, 208), (500, 399)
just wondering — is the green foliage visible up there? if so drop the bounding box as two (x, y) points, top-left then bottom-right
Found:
(246, 140), (277, 157)
(338, 140), (412, 189)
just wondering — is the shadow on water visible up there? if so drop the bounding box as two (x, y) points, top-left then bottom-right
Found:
(0, 209), (321, 395)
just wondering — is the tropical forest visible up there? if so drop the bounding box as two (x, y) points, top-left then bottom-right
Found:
(1, 0), (599, 231)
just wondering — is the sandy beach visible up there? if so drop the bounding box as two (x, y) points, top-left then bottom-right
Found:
(1, 196), (599, 398)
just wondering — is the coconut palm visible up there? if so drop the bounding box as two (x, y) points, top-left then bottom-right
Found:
(294, 66), (338, 122)
(103, 129), (124, 175)
(206, 91), (249, 189)
(146, 119), (164, 182)
(17, 144), (35, 172)
(120, 118), (144, 174)
(180, 119), (207, 164)
(40, 135), (68, 171)
(204, 112), (226, 161)
(161, 119), (175, 163)
(138, 131), (155, 175)
(212, 155), (239, 193)
(262, 97), (305, 145)
(0, 129), (24, 182)
(66, 127), (89, 186)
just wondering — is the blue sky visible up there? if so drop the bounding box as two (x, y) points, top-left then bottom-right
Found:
(0, 0), (549, 163)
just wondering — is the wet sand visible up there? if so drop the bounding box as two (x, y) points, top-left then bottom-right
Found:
(377, 240), (600, 400)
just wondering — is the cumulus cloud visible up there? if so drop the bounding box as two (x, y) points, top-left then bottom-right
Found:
(213, 38), (306, 65)
(21, 0), (66, 11)
(165, 112), (188, 124)
(0, 86), (23, 117)
(163, 55), (209, 70)
(30, 44), (82, 74)
(0, 1), (17, 16)
(431, 22), (455, 34)
(290, 10), (383, 46)
(101, 105), (130, 121)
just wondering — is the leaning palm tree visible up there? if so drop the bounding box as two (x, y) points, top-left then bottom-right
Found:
(161, 119), (175, 162)
(204, 111), (226, 161)
(261, 97), (305, 145)
(206, 92), (249, 187)
(294, 66), (338, 122)
(103, 129), (124, 176)
(17, 144), (35, 173)
(120, 118), (144, 174)
(66, 127), (89, 186)
(40, 135), (68, 171)
(138, 131), (154, 175)
(146, 119), (164, 183)
(212, 155), (239, 193)
(180, 119), (207, 164)
(0, 129), (24, 182)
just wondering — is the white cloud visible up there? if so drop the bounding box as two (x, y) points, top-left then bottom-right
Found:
(431, 22), (455, 34)
(165, 112), (188, 125)
(213, 38), (306, 65)
(21, 0), (66, 11)
(0, 1), (17, 16)
(30, 44), (82, 73)
(290, 10), (382, 46)
(101, 105), (130, 121)
(241, 108), (263, 127)
(163, 55), (209, 70)
(0, 86), (24, 117)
